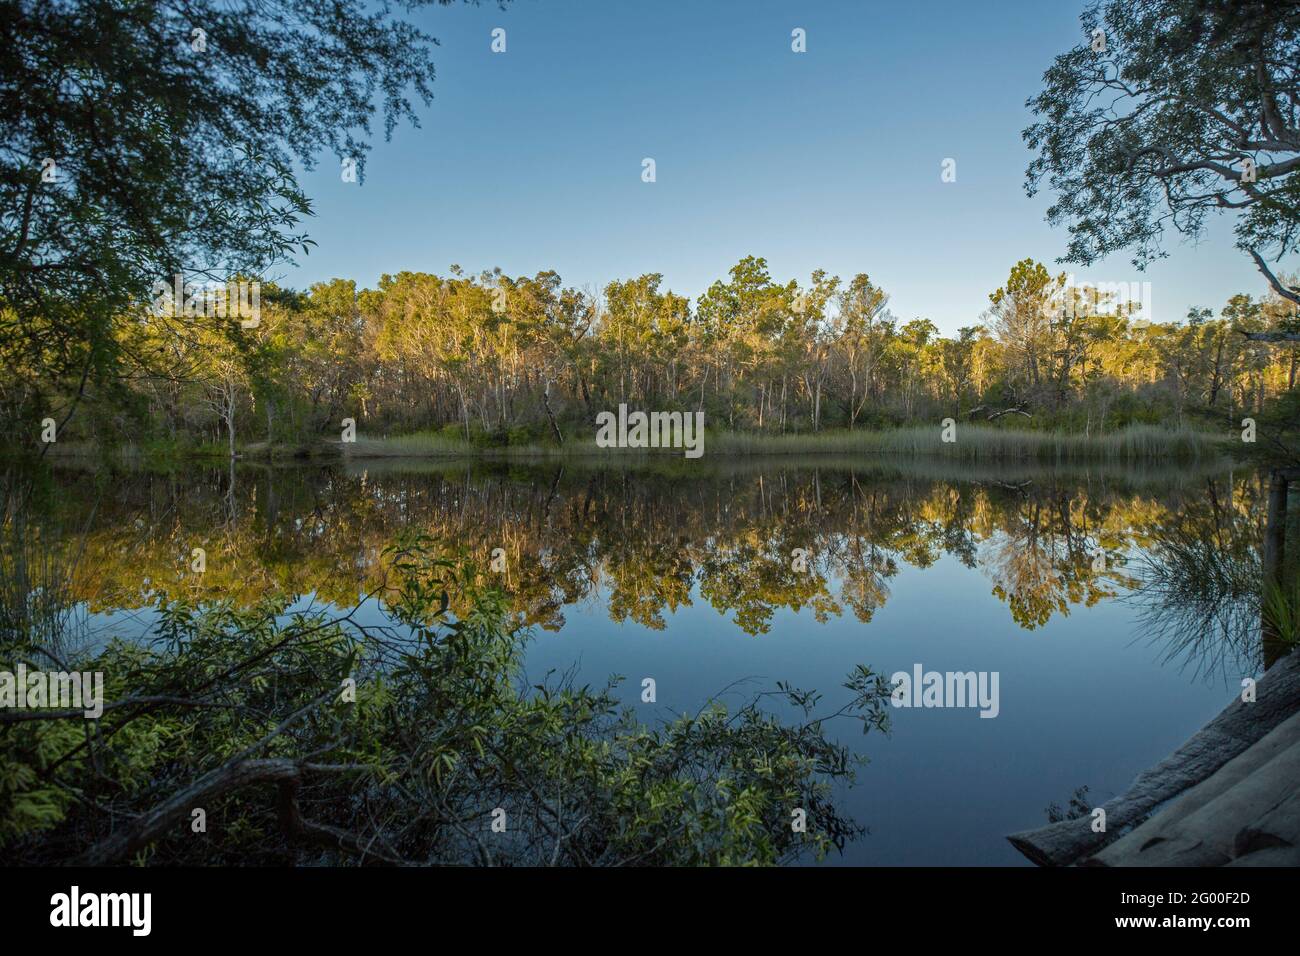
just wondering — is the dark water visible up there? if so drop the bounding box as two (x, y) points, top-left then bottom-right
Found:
(35, 456), (1266, 865)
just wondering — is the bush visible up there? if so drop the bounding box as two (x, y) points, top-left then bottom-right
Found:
(0, 537), (892, 866)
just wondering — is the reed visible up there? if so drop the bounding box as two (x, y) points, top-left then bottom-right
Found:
(342, 423), (1224, 464)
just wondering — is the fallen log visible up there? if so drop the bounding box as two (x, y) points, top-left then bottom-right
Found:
(965, 404), (1032, 421)
(1085, 711), (1300, 866)
(1007, 649), (1300, 866)
(78, 757), (300, 866)
(78, 756), (403, 866)
(1101, 708), (1300, 834)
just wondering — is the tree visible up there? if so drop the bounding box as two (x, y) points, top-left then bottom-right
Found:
(695, 256), (790, 427)
(792, 271), (840, 432)
(1024, 0), (1300, 303)
(835, 274), (891, 427)
(938, 327), (980, 413)
(0, 0), (480, 419)
(986, 259), (1063, 405)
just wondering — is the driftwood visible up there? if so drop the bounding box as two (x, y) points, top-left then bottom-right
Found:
(275, 773), (407, 865)
(966, 386), (1031, 422)
(1007, 650), (1300, 866)
(966, 404), (1032, 421)
(1085, 710), (1300, 866)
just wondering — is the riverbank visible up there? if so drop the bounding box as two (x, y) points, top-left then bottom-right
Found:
(27, 423), (1231, 467)
(336, 423), (1228, 464)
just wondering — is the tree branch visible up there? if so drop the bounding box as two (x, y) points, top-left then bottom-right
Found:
(1247, 247), (1300, 306)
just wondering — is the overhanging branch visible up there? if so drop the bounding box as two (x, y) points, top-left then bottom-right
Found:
(1247, 248), (1300, 306)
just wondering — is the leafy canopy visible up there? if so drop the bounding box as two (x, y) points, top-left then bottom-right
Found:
(1024, 0), (1300, 301)
(0, 0), (472, 386)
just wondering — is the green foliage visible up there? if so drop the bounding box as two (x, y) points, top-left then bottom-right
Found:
(9, 244), (1298, 461)
(1262, 578), (1300, 647)
(1024, 0), (1300, 300)
(707, 424), (1222, 463)
(0, 538), (892, 865)
(1, 0), (483, 430)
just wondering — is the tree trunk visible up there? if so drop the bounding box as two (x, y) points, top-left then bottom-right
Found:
(226, 392), (236, 459)
(542, 379), (564, 445)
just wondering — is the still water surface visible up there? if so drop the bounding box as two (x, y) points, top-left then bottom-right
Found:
(50, 457), (1262, 865)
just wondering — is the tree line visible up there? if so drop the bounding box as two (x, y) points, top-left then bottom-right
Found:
(17, 255), (1292, 453)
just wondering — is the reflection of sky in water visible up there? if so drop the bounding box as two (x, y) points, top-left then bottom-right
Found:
(521, 551), (1232, 866)
(65, 464), (1252, 866)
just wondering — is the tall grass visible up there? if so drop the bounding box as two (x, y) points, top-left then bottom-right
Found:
(345, 431), (607, 459)
(0, 475), (85, 652)
(710, 424), (1223, 463)
(1262, 579), (1300, 649)
(28, 423), (1226, 466)
(344, 423), (1225, 464)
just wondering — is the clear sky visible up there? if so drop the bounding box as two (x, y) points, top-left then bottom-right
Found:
(283, 0), (1275, 334)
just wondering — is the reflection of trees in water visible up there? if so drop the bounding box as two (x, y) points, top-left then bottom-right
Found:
(977, 486), (1135, 630)
(28, 465), (1266, 663)
(1127, 475), (1266, 680)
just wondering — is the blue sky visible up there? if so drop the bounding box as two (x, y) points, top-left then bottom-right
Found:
(285, 0), (1273, 334)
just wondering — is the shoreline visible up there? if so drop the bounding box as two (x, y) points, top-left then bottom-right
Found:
(21, 423), (1235, 468)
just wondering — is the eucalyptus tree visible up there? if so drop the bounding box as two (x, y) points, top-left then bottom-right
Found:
(696, 256), (796, 427)
(1025, 0), (1300, 306)
(834, 274), (891, 428)
(985, 259), (1064, 405)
